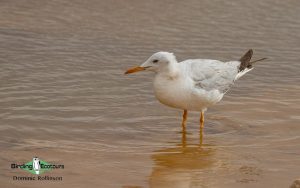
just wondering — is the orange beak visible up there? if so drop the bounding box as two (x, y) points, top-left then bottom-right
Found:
(124, 66), (146, 74)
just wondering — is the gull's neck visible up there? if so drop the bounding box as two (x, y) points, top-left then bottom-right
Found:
(158, 58), (180, 79)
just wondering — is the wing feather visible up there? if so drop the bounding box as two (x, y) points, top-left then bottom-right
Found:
(184, 59), (240, 93)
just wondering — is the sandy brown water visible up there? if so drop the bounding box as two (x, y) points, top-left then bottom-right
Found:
(0, 0), (300, 187)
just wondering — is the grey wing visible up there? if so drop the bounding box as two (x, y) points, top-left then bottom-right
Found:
(189, 60), (240, 93)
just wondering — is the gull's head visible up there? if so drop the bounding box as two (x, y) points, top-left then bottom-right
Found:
(125, 52), (177, 74)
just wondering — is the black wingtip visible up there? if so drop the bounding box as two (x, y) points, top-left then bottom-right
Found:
(250, 57), (267, 64)
(240, 49), (253, 61)
(239, 49), (253, 72)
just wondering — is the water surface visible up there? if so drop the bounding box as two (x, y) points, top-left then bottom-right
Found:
(0, 0), (300, 187)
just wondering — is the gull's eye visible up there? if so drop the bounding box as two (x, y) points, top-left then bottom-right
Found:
(152, 59), (159, 63)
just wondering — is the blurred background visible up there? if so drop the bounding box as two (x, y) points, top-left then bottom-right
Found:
(0, 0), (299, 187)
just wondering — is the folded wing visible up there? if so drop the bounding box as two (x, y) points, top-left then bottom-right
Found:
(187, 59), (240, 94)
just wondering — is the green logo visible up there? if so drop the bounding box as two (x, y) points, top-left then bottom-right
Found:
(11, 157), (64, 175)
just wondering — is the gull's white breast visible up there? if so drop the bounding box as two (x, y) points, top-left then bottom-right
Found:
(153, 73), (192, 110)
(153, 65), (224, 111)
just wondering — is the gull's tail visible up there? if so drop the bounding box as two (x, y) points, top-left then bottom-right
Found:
(236, 49), (267, 80)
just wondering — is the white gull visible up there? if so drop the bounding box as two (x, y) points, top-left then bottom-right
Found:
(125, 49), (266, 129)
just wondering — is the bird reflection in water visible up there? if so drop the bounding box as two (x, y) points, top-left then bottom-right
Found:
(149, 129), (216, 188)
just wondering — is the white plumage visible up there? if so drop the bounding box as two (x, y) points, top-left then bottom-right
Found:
(125, 49), (264, 128)
(153, 58), (241, 111)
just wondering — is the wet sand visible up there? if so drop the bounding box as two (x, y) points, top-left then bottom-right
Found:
(0, 0), (300, 187)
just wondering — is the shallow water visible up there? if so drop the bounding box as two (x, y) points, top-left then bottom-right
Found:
(0, 0), (300, 187)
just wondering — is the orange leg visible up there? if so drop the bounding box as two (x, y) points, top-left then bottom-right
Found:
(199, 127), (203, 145)
(181, 127), (187, 147)
(200, 110), (204, 129)
(182, 110), (188, 132)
